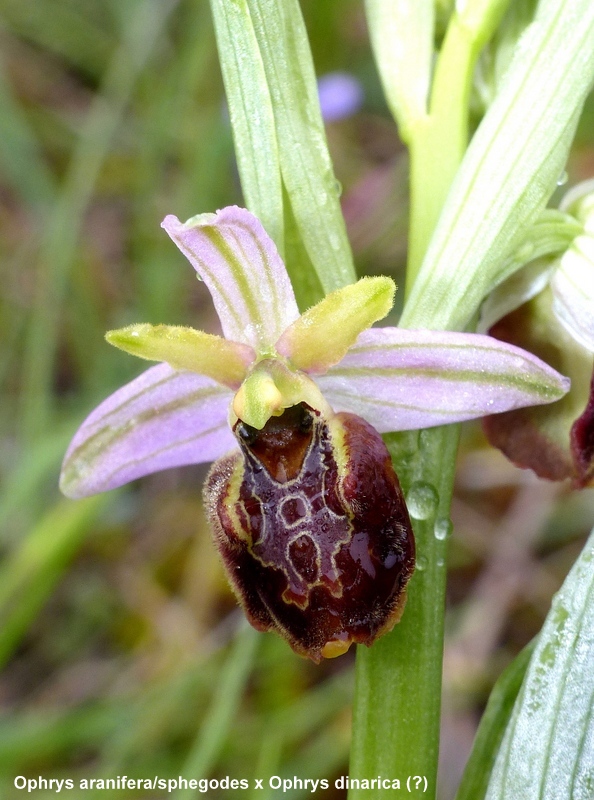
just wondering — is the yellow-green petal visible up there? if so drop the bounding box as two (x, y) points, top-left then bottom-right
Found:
(275, 276), (396, 375)
(106, 324), (255, 389)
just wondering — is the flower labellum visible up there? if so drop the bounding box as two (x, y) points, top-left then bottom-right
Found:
(206, 402), (414, 662)
(60, 206), (571, 660)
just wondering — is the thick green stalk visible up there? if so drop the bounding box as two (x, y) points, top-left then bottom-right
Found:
(351, 4), (511, 797)
(406, 26), (474, 284)
(349, 426), (459, 799)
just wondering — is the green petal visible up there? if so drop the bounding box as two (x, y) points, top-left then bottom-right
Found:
(106, 324), (255, 389)
(275, 277), (396, 375)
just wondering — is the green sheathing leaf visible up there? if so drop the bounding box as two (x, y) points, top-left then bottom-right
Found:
(456, 642), (535, 800)
(209, 0), (284, 255)
(485, 529), (594, 799)
(282, 182), (324, 309)
(246, 0), (357, 293)
(364, 0), (434, 141)
(483, 0), (539, 102)
(401, 0), (594, 330)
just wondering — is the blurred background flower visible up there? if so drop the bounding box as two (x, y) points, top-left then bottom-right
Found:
(317, 71), (364, 122)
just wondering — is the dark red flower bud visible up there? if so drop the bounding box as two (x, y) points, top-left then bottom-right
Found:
(204, 403), (415, 662)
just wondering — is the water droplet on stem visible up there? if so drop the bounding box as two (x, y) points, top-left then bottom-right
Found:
(434, 517), (453, 541)
(406, 482), (439, 520)
(416, 555), (428, 572)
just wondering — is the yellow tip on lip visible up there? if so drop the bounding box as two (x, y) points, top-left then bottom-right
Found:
(321, 637), (353, 659)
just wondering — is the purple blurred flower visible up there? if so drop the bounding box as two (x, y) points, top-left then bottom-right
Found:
(318, 71), (364, 122)
(60, 206), (569, 500)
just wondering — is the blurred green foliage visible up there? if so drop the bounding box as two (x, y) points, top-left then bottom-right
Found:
(0, 1), (368, 796)
(0, 1), (593, 798)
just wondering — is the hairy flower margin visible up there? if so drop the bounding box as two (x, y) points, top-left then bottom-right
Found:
(481, 180), (594, 487)
(60, 205), (570, 501)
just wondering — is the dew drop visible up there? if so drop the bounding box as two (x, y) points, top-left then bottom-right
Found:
(434, 517), (453, 541)
(406, 482), (439, 520)
(416, 555), (428, 572)
(557, 169), (568, 187)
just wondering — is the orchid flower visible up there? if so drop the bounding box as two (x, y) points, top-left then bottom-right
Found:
(60, 206), (569, 661)
(481, 180), (594, 487)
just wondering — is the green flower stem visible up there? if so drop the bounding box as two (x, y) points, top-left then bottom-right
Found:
(407, 0), (511, 289)
(351, 4), (510, 796)
(350, 426), (460, 799)
(407, 40), (472, 282)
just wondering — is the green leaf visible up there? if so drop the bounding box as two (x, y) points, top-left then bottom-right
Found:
(282, 181), (325, 309)
(401, 0), (594, 330)
(209, 0), (284, 255)
(500, 210), (583, 276)
(484, 528), (594, 799)
(246, 0), (357, 293)
(455, 642), (535, 800)
(174, 625), (259, 799)
(401, 0), (511, 279)
(480, 0), (538, 103)
(364, 0), (434, 141)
